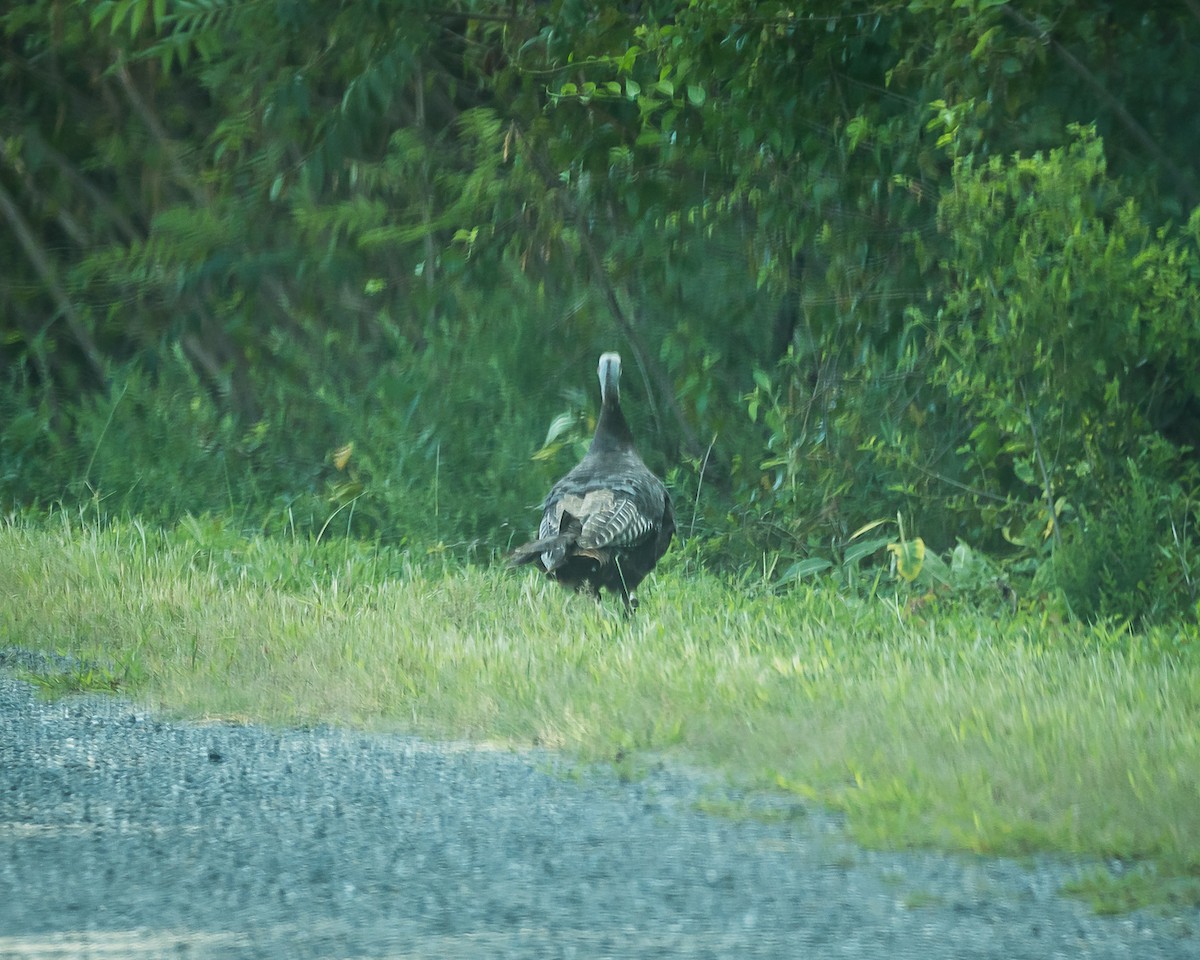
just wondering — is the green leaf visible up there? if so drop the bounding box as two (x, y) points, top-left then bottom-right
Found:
(109, 0), (131, 34)
(846, 115), (869, 153)
(531, 443), (564, 462)
(634, 127), (662, 147)
(687, 84), (706, 107)
(130, 0), (147, 37)
(90, 1), (115, 29)
(778, 558), (833, 582)
(843, 536), (891, 566)
(970, 25), (1001, 60)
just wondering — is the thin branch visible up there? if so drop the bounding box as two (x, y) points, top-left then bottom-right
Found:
(1019, 381), (1062, 548)
(910, 462), (1011, 504)
(0, 178), (106, 382)
(0, 140), (90, 248)
(430, 8), (530, 25)
(1002, 5), (1200, 209)
(414, 61), (437, 309)
(21, 129), (141, 243)
(690, 434), (717, 539)
(115, 58), (208, 207)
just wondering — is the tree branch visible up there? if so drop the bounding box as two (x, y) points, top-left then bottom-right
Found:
(115, 58), (208, 207)
(1002, 5), (1200, 209)
(20, 129), (141, 244)
(0, 139), (90, 249)
(0, 178), (106, 383)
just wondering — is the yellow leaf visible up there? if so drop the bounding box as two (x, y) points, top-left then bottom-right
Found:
(333, 442), (354, 471)
(887, 536), (926, 582)
(848, 518), (889, 541)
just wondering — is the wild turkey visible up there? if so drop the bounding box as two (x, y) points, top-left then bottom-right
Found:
(510, 352), (675, 612)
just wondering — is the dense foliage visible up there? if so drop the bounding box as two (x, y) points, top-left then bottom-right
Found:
(3, 1), (1199, 623)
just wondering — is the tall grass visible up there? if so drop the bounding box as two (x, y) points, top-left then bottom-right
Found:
(2, 514), (1197, 911)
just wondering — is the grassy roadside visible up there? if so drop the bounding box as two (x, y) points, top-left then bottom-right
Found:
(2, 514), (1198, 913)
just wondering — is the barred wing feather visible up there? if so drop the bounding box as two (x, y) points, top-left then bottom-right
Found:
(580, 497), (656, 549)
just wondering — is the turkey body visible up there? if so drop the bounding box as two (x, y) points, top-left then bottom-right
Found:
(510, 352), (675, 612)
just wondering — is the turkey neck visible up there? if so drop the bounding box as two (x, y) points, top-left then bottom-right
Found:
(590, 353), (637, 456)
(589, 394), (637, 456)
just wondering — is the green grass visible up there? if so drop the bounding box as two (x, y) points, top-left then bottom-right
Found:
(2, 514), (1198, 913)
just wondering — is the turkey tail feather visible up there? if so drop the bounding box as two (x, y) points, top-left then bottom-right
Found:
(509, 534), (574, 570)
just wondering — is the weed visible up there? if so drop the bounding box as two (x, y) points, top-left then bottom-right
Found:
(902, 890), (945, 909)
(692, 796), (808, 827)
(23, 664), (123, 697)
(1064, 863), (1200, 916)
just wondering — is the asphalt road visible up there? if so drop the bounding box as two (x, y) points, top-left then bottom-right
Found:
(1, 649), (1196, 959)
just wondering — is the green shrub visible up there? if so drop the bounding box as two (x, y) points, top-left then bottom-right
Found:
(1048, 458), (1199, 625)
(927, 127), (1200, 551)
